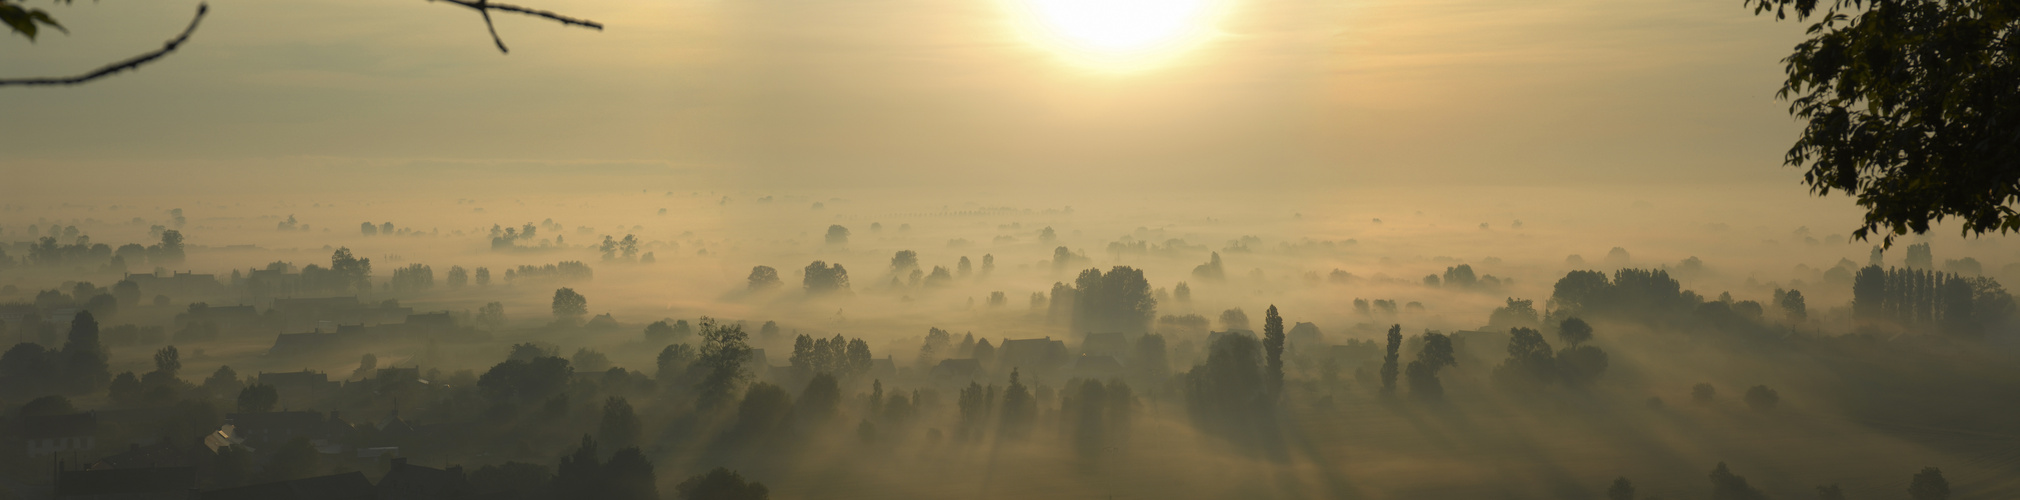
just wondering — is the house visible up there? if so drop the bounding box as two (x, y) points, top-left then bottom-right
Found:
(998, 337), (1069, 372)
(54, 463), (196, 500)
(868, 357), (897, 379)
(223, 411), (351, 449)
(125, 271), (225, 298)
(257, 370), (341, 403)
(375, 458), (472, 500)
(202, 425), (246, 453)
(267, 330), (356, 357)
(270, 297), (411, 331)
(1080, 332), (1129, 358)
(90, 442), (208, 470)
(1070, 355), (1124, 379)
(401, 312), (455, 332)
(1330, 339), (1382, 370)
(23, 412), (98, 457)
(1204, 330), (1253, 349)
(198, 471), (375, 500)
(1288, 322), (1325, 349)
(929, 358), (982, 381)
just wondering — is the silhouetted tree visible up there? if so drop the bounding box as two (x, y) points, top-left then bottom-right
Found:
(202, 365), (241, 398)
(477, 302), (506, 330)
(1442, 264), (1479, 289)
(655, 343), (696, 384)
(211, 445), (254, 489)
(1744, 385), (1780, 412)
(1487, 298), (1542, 330)
(20, 395), (73, 416)
(1262, 305), (1285, 400)
(108, 372), (144, 407)
(60, 311), (110, 395)
(602, 447), (658, 500)
(1380, 325), (1402, 396)
(150, 230), (186, 265)
(890, 250), (919, 275)
(1709, 462), (1766, 500)
(1192, 252), (1226, 282)
(1406, 332), (1455, 399)
(1496, 327), (1557, 388)
(236, 383), (277, 412)
(1693, 383), (1717, 403)
(955, 381), (990, 441)
(825, 225), (850, 245)
(796, 373), (841, 425)
(475, 267), (492, 286)
(1607, 477), (1635, 500)
(553, 436), (602, 499)
(446, 266), (469, 289)
(600, 396), (641, 449)
(1558, 343), (1610, 387)
(1219, 308), (1250, 332)
(551, 288), (588, 324)
(328, 247), (370, 293)
(0, 343), (57, 400)
(999, 369), (1036, 439)
(746, 266), (781, 291)
(1069, 266), (1158, 334)
(802, 261), (850, 294)
(694, 318), (753, 410)
(733, 382), (793, 438)
(917, 327), (953, 369)
(1778, 289), (1807, 321)
(675, 468), (769, 500)
(1131, 333), (1169, 383)
(478, 355), (572, 404)
(1184, 332), (1265, 437)
(1910, 467), (1949, 500)
(1817, 484), (1846, 500)
(645, 321), (676, 343)
(257, 436), (323, 483)
(1558, 317), (1593, 347)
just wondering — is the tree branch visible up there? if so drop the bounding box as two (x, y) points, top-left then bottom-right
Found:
(0, 3), (208, 87)
(431, 0), (602, 54)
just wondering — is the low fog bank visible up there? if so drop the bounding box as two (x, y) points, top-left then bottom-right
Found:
(0, 181), (2015, 499)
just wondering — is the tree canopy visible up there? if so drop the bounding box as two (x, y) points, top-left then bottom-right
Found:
(1749, 0), (2020, 245)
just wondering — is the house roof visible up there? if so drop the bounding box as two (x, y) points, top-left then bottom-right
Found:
(1073, 355), (1124, 372)
(22, 412), (98, 439)
(56, 465), (197, 497)
(258, 370), (330, 386)
(89, 442), (205, 470)
(930, 358), (982, 378)
(1081, 332), (1128, 355)
(375, 458), (471, 500)
(198, 471), (375, 500)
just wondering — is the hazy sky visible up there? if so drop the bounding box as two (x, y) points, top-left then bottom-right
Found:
(2, 0), (1813, 193)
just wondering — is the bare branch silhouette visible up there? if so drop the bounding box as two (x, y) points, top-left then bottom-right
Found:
(477, 0), (508, 53)
(0, 3), (208, 87)
(431, 0), (604, 53)
(1, 0), (602, 86)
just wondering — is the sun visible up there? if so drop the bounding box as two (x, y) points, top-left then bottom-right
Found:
(1005, 0), (1232, 72)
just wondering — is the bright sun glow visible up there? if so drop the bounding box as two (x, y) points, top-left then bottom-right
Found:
(1007, 0), (1232, 72)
